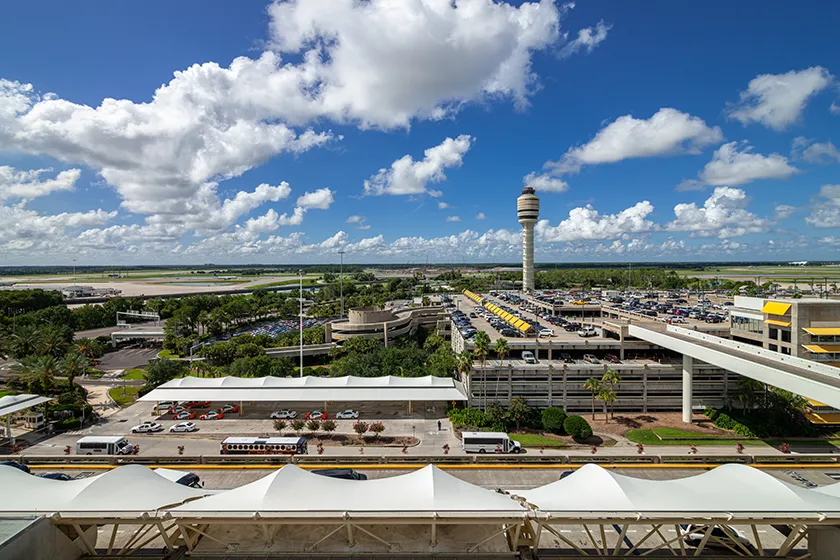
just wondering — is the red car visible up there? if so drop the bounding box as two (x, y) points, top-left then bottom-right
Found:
(172, 410), (197, 420)
(304, 410), (327, 420)
(185, 401), (211, 409)
(199, 410), (224, 420)
(218, 404), (239, 414)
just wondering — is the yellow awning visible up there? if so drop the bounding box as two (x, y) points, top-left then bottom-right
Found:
(807, 398), (828, 407)
(803, 344), (840, 353)
(511, 319), (524, 328)
(761, 301), (791, 315)
(518, 322), (532, 333)
(803, 327), (840, 336)
(806, 412), (840, 425)
(765, 319), (791, 327)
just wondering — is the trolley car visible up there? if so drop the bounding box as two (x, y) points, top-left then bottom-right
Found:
(220, 436), (308, 455)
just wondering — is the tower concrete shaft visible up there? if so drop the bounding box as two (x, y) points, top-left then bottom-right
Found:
(517, 186), (540, 292)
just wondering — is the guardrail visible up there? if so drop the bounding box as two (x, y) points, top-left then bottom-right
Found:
(16, 453), (840, 466)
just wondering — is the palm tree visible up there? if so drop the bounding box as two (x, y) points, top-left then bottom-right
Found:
(74, 338), (99, 359)
(493, 338), (509, 365)
(597, 388), (616, 423)
(38, 325), (70, 358)
(602, 369), (622, 419)
(473, 331), (490, 411)
(61, 352), (89, 386)
(12, 355), (60, 394)
(584, 377), (601, 420)
(192, 360), (212, 378)
(456, 350), (474, 379)
(8, 325), (41, 358)
(737, 377), (762, 415)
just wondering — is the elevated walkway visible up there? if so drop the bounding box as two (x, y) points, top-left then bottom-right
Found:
(630, 323), (840, 410)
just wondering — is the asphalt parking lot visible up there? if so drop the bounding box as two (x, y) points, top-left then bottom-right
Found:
(97, 347), (160, 370)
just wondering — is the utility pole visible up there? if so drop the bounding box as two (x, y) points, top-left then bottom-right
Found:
(299, 270), (304, 377)
(338, 249), (346, 318)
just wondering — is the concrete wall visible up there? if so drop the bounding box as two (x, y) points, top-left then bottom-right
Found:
(0, 517), (81, 560)
(348, 307), (396, 324)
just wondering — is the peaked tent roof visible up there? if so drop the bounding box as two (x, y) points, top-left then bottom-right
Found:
(0, 394), (53, 417)
(170, 464), (526, 519)
(0, 464), (210, 516)
(516, 464), (840, 518)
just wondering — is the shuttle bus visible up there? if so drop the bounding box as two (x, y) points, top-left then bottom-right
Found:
(220, 436), (308, 455)
(461, 432), (522, 454)
(76, 436), (135, 455)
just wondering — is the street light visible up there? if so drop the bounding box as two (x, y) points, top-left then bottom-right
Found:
(299, 269), (304, 378)
(338, 249), (346, 318)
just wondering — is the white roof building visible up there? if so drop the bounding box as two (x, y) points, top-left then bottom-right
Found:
(139, 375), (469, 403)
(0, 394), (53, 418)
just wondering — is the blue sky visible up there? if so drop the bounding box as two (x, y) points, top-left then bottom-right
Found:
(0, 0), (839, 265)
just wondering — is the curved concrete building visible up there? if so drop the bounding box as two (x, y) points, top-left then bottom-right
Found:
(517, 186), (540, 292)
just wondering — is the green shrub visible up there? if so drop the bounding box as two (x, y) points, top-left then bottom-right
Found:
(563, 415), (593, 440)
(447, 408), (489, 429)
(542, 407), (567, 434)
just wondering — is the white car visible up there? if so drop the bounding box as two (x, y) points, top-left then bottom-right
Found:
(538, 328), (553, 337)
(335, 410), (359, 420)
(169, 422), (197, 433)
(131, 422), (163, 434)
(578, 327), (597, 337)
(270, 410), (298, 419)
(682, 524), (754, 552)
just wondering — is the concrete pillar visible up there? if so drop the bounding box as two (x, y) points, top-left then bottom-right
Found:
(562, 368), (567, 408)
(547, 365), (553, 407)
(682, 355), (693, 423)
(548, 343), (552, 361)
(324, 322), (332, 342)
(383, 323), (388, 347)
(809, 526), (840, 560)
(642, 367), (648, 414)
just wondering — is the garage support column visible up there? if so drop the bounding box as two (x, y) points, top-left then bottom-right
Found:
(5, 416), (11, 442)
(809, 526), (840, 560)
(682, 355), (693, 424)
(383, 324), (388, 348)
(408, 400), (412, 415)
(239, 401), (243, 417)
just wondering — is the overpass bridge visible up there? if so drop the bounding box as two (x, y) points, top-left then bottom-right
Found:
(629, 323), (840, 421)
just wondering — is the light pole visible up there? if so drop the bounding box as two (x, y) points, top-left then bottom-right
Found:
(72, 258), (77, 286)
(299, 269), (304, 378)
(338, 249), (346, 318)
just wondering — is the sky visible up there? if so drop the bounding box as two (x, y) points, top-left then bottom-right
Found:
(0, 0), (839, 266)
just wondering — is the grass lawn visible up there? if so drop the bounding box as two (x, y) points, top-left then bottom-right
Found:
(625, 429), (770, 446)
(510, 433), (567, 447)
(0, 390), (16, 398)
(108, 386), (139, 407)
(123, 369), (146, 381)
(157, 349), (179, 359)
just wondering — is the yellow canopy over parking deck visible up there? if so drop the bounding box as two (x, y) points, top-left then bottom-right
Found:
(481, 301), (533, 333)
(761, 301), (791, 315)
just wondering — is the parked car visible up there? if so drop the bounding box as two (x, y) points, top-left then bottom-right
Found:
(270, 410), (298, 419)
(131, 421), (164, 433)
(199, 410), (224, 420)
(0, 461), (30, 473)
(559, 352), (574, 363)
(335, 410), (359, 420)
(564, 322), (581, 332)
(218, 403), (240, 414)
(582, 354), (600, 364)
(305, 410), (326, 420)
(578, 327), (597, 337)
(185, 401), (211, 409)
(39, 472), (72, 481)
(167, 406), (188, 415)
(522, 351), (537, 364)
(172, 410), (196, 420)
(312, 468), (368, 480)
(170, 422), (198, 433)
(538, 328), (554, 338)
(604, 354), (621, 364)
(682, 524), (755, 552)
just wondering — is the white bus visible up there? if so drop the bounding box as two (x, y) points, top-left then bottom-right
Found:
(220, 436), (308, 455)
(461, 432), (522, 454)
(76, 436), (135, 455)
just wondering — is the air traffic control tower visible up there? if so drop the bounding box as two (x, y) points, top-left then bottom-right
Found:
(517, 186), (540, 292)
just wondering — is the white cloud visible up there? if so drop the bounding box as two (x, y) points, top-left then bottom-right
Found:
(832, 101), (840, 116)
(727, 67), (834, 130)
(267, 0), (565, 127)
(523, 172), (569, 192)
(363, 135), (473, 196)
(806, 185), (840, 228)
(438, 201), (450, 209)
(536, 201), (655, 242)
(0, 205), (116, 252)
(296, 187), (334, 210)
(557, 20), (612, 59)
(475, 212), (486, 220)
(791, 136), (840, 164)
(0, 166), (81, 202)
(699, 141), (799, 186)
(548, 108), (723, 175)
(346, 235), (386, 253)
(346, 215), (364, 223)
(666, 187), (770, 238)
(446, 215), (461, 222)
(674, 179), (706, 192)
(774, 204), (797, 220)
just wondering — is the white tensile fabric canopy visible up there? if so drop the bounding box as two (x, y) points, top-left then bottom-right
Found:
(170, 464), (526, 519)
(0, 464), (210, 516)
(0, 394), (53, 417)
(139, 375), (469, 403)
(515, 463), (840, 518)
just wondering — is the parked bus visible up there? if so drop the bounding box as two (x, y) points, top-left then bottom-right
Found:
(220, 436), (308, 455)
(461, 432), (522, 454)
(76, 436), (135, 455)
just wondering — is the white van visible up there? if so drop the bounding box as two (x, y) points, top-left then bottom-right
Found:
(522, 350), (537, 364)
(461, 432), (522, 454)
(76, 436), (134, 455)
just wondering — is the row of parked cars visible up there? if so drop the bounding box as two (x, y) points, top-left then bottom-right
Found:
(609, 298), (730, 323)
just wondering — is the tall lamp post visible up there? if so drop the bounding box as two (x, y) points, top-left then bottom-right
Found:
(338, 249), (346, 318)
(299, 269), (304, 377)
